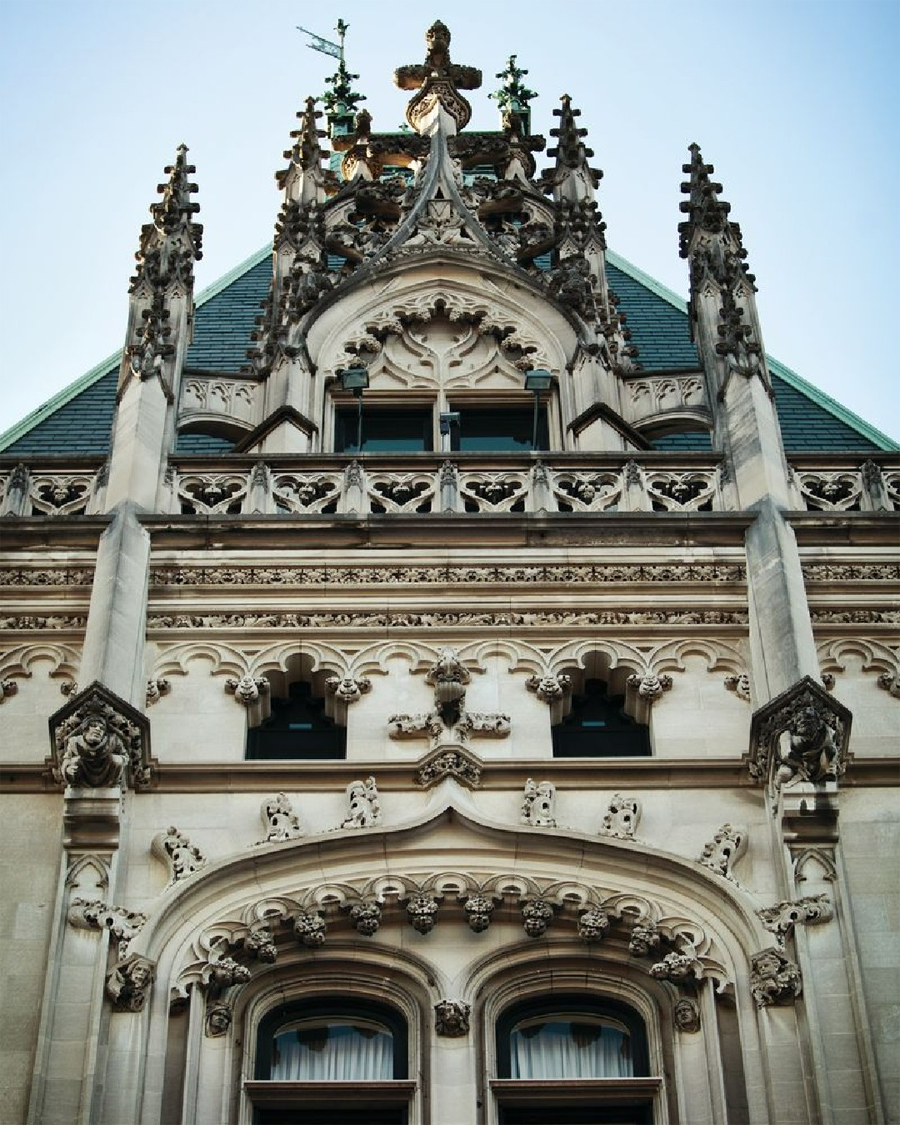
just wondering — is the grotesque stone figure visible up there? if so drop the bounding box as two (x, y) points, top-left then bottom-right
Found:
(434, 999), (471, 1037)
(775, 706), (838, 788)
(674, 998), (701, 1033)
(60, 714), (127, 788)
(206, 1003), (233, 1038)
(106, 955), (155, 1012)
(750, 949), (802, 1008)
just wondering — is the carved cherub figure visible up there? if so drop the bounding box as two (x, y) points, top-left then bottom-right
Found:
(60, 714), (127, 788)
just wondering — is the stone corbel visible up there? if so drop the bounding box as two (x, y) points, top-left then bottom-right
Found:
(757, 894), (833, 948)
(748, 676), (852, 799)
(414, 747), (483, 789)
(106, 954), (156, 1012)
(749, 948), (802, 1008)
(434, 1000), (470, 1037)
(626, 670), (673, 702)
(68, 898), (147, 959)
(48, 681), (153, 792)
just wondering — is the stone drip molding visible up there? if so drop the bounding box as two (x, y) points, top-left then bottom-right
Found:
(169, 872), (730, 1007)
(148, 562), (748, 587)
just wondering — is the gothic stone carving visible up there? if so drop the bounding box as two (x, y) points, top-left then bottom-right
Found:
(145, 678), (170, 706)
(626, 672), (673, 701)
(152, 826), (207, 886)
(521, 778), (557, 827)
(522, 898), (554, 938)
(434, 1000), (471, 1038)
(225, 674), (270, 705)
(724, 672), (751, 702)
(259, 792), (304, 843)
(414, 748), (482, 789)
(463, 894), (495, 932)
(650, 952), (697, 984)
(526, 673), (572, 703)
(342, 777), (381, 828)
(750, 949), (802, 1008)
(406, 893), (440, 934)
(578, 907), (611, 942)
(674, 998), (701, 1033)
(757, 894), (833, 946)
(295, 911), (327, 947)
(0, 678), (18, 703)
(599, 794), (641, 840)
(748, 677), (851, 790)
(629, 921), (661, 957)
(68, 899), (147, 958)
(49, 682), (152, 791)
(206, 1003), (233, 1037)
(325, 675), (372, 704)
(699, 824), (746, 882)
(106, 955), (155, 1012)
(350, 901), (382, 936)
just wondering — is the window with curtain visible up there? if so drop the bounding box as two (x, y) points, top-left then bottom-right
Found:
(509, 1014), (635, 1079)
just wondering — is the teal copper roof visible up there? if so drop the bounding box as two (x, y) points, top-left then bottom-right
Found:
(2, 247), (895, 456)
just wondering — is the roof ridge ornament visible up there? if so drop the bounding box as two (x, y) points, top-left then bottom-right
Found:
(394, 20), (482, 134)
(490, 54), (538, 134)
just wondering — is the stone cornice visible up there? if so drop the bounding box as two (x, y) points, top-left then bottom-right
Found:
(3, 756), (897, 793)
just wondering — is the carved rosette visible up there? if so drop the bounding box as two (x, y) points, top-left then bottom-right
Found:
(434, 1000), (471, 1037)
(748, 676), (851, 791)
(750, 949), (802, 1008)
(48, 681), (153, 791)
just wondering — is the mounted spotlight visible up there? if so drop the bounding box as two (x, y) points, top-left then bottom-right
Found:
(339, 367), (370, 452)
(524, 369), (552, 451)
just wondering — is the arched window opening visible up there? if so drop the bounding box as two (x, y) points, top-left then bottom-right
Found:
(552, 678), (651, 758)
(249, 998), (413, 1124)
(246, 680), (346, 760)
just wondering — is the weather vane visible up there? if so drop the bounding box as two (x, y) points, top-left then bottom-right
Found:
(296, 19), (347, 63)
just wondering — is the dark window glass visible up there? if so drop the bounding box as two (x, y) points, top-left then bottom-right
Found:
(451, 408), (547, 452)
(552, 679), (650, 758)
(246, 682), (346, 760)
(334, 409), (432, 453)
(499, 1107), (652, 1125)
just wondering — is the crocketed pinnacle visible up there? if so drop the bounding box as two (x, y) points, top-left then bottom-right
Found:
(130, 145), (202, 293)
(678, 143), (739, 255)
(548, 96), (595, 172)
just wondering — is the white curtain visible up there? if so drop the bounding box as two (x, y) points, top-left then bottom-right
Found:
(511, 1021), (634, 1079)
(271, 1024), (393, 1081)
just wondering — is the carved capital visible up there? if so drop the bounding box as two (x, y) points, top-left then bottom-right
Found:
(48, 681), (153, 791)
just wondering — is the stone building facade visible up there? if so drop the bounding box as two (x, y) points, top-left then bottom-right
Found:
(1, 21), (898, 1125)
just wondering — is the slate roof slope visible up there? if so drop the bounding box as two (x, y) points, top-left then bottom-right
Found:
(2, 247), (895, 456)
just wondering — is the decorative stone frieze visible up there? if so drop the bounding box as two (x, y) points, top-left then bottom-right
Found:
(626, 671), (673, 701)
(106, 955), (156, 1012)
(258, 793), (305, 843)
(698, 824), (746, 882)
(750, 949), (802, 1008)
(748, 677), (852, 791)
(414, 748), (482, 789)
(522, 898), (554, 938)
(757, 894), (833, 946)
(599, 794), (641, 840)
(295, 911), (327, 947)
(147, 607), (751, 630)
(526, 673), (572, 703)
(224, 674), (270, 705)
(674, 998), (701, 1033)
(405, 893), (440, 934)
(68, 898), (147, 958)
(577, 907), (610, 942)
(434, 1000), (471, 1038)
(342, 776), (381, 828)
(152, 826), (207, 886)
(521, 778), (556, 827)
(48, 682), (152, 791)
(324, 675), (371, 704)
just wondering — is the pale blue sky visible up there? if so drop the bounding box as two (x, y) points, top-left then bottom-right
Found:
(1, 0), (897, 440)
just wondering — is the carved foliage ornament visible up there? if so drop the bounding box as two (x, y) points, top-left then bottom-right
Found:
(757, 894), (833, 947)
(258, 793), (304, 843)
(750, 949), (802, 1008)
(48, 682), (152, 791)
(698, 824), (746, 883)
(599, 794), (641, 841)
(152, 826), (207, 886)
(521, 778), (557, 827)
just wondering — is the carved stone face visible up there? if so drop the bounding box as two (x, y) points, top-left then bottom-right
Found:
(129, 961), (153, 989)
(82, 719), (108, 748)
(755, 951), (782, 978)
(207, 1005), (232, 1035)
(792, 707), (823, 745)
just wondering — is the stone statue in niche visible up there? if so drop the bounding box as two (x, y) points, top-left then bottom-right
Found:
(60, 713), (128, 788)
(342, 776), (381, 828)
(521, 778), (557, 827)
(775, 705), (839, 788)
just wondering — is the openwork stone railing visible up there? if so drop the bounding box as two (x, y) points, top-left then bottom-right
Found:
(0, 455), (896, 517)
(169, 456), (726, 516)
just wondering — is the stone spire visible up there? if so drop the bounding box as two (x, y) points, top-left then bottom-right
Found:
(678, 143), (787, 504)
(105, 146), (202, 511)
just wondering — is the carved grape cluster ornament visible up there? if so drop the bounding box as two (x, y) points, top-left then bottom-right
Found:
(295, 911), (327, 947)
(463, 894), (495, 932)
(522, 898), (554, 937)
(578, 907), (611, 942)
